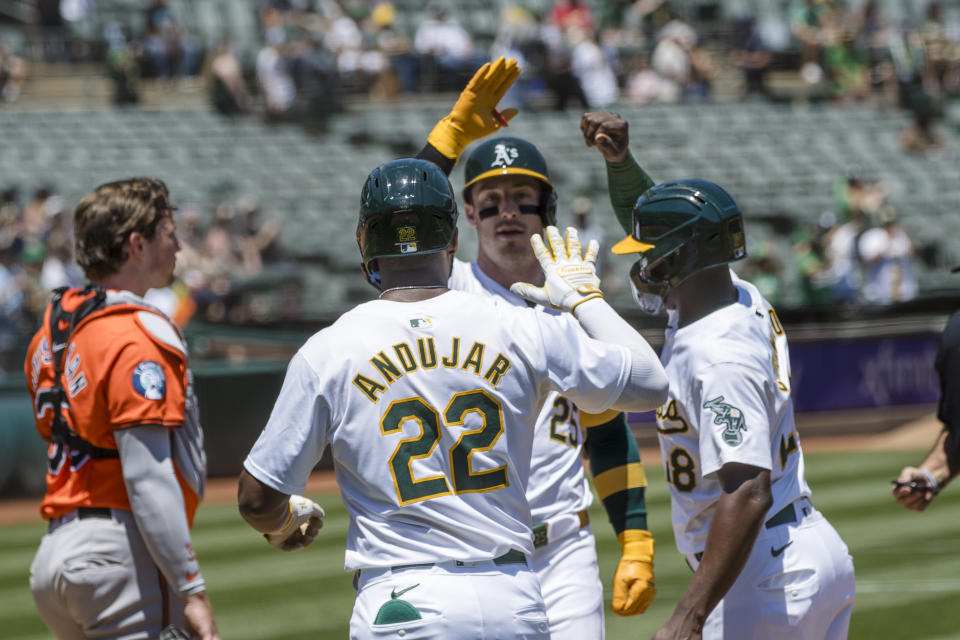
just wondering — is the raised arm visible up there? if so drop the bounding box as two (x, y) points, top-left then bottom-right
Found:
(416, 57), (520, 176)
(511, 225), (668, 412)
(580, 112), (656, 234)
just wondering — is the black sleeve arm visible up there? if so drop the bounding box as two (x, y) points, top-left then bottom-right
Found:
(416, 143), (457, 178)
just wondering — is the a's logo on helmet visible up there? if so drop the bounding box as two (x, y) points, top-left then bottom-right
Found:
(132, 361), (166, 400)
(491, 144), (518, 168)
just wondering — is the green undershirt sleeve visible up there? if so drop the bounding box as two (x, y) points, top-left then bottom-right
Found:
(583, 411), (649, 534)
(605, 151), (656, 235)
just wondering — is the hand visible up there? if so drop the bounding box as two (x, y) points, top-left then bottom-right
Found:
(612, 529), (656, 616)
(264, 494), (325, 551)
(580, 112), (629, 163)
(892, 466), (936, 512)
(427, 56), (520, 159)
(183, 591), (221, 640)
(510, 226), (603, 313)
(652, 615), (703, 640)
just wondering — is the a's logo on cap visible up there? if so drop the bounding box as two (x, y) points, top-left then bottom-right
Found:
(132, 361), (166, 400)
(397, 226), (417, 242)
(491, 143), (518, 168)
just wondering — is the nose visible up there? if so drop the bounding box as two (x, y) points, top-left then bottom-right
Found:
(497, 195), (521, 218)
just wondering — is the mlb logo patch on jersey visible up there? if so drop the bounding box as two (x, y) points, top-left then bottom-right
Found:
(409, 318), (433, 329)
(133, 361), (166, 400)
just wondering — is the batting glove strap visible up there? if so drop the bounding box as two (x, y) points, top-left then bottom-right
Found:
(619, 528), (655, 562)
(510, 226), (604, 313)
(427, 57), (519, 159)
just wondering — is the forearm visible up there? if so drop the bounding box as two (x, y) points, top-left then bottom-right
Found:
(920, 428), (959, 488)
(583, 412), (648, 533)
(237, 468), (293, 533)
(673, 476), (771, 625)
(573, 298), (668, 411)
(606, 151), (656, 235)
(116, 426), (205, 597)
(416, 143), (457, 177)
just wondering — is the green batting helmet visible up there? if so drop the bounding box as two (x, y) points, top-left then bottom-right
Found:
(357, 158), (458, 289)
(611, 179), (747, 298)
(462, 136), (557, 225)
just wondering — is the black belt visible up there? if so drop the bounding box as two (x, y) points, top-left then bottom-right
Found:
(691, 501), (810, 564)
(391, 548), (527, 572)
(47, 507), (114, 532)
(765, 501), (809, 529)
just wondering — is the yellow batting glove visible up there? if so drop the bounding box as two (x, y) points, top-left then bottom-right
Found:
(612, 529), (656, 616)
(427, 56), (520, 160)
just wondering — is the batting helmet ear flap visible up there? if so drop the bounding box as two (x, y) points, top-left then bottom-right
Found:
(541, 188), (558, 227)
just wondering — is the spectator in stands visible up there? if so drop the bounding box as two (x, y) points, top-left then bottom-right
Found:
(104, 25), (141, 105)
(650, 17), (697, 102)
(568, 20), (619, 108)
(858, 206), (917, 304)
(414, 7), (484, 91)
(730, 18), (773, 99)
(788, 0), (830, 76)
(824, 31), (870, 102)
(900, 92), (946, 155)
(548, 0), (595, 34)
(257, 43), (296, 119)
(0, 239), (26, 380)
(208, 40), (252, 115)
(743, 239), (783, 304)
(821, 211), (864, 304)
(142, 0), (201, 80)
(0, 43), (28, 103)
(625, 51), (662, 104)
(854, 0), (899, 106)
(791, 225), (834, 308)
(920, 2), (959, 95)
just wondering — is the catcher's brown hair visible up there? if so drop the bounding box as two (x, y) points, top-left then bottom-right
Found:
(73, 177), (173, 279)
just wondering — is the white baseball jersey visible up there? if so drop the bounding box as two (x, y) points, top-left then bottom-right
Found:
(244, 289), (631, 571)
(449, 258), (594, 524)
(655, 272), (811, 554)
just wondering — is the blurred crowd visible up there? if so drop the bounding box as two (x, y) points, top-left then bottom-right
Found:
(741, 170), (922, 310)
(0, 0), (953, 129)
(0, 184), (297, 381)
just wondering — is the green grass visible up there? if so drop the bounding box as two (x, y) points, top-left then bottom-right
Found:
(2, 449), (958, 639)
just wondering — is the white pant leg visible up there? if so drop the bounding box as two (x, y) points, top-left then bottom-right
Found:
(30, 511), (182, 640)
(702, 508), (855, 640)
(351, 561), (549, 640)
(531, 527), (605, 640)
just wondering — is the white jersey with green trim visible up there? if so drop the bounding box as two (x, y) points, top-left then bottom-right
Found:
(449, 258), (594, 525)
(244, 289), (631, 570)
(655, 272), (811, 555)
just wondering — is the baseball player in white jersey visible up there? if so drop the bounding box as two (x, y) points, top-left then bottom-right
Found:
(237, 157), (669, 639)
(582, 111), (856, 639)
(415, 58), (661, 638)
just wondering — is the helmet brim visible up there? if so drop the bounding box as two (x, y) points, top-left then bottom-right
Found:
(611, 235), (655, 255)
(463, 167), (553, 193)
